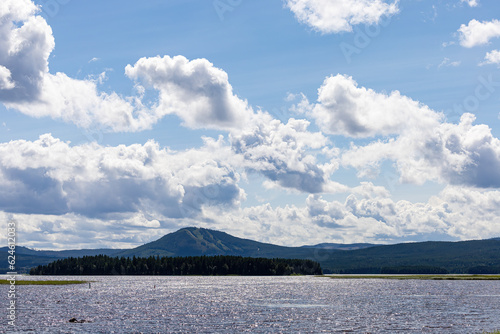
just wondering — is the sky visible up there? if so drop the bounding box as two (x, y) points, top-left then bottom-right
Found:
(0, 0), (500, 250)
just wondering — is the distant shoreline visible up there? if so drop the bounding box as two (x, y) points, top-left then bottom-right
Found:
(317, 274), (500, 280)
(0, 279), (88, 285)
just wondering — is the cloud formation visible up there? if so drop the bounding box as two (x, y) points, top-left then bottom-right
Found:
(304, 74), (442, 138)
(200, 183), (500, 247)
(0, 134), (243, 218)
(482, 49), (500, 66)
(461, 0), (479, 7)
(458, 19), (500, 48)
(229, 112), (344, 193)
(125, 55), (253, 131)
(4, 181), (500, 249)
(343, 113), (500, 188)
(292, 74), (500, 188)
(304, 185), (500, 242)
(284, 0), (399, 33)
(0, 0), (53, 102)
(0, 1), (252, 132)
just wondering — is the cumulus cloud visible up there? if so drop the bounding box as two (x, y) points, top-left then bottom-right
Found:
(481, 49), (500, 66)
(3, 181), (500, 249)
(461, 0), (479, 7)
(291, 74), (500, 188)
(201, 183), (500, 247)
(304, 185), (500, 242)
(458, 19), (500, 48)
(306, 74), (442, 138)
(0, 211), (173, 250)
(0, 1), (252, 132)
(0, 0), (53, 102)
(229, 111), (345, 193)
(6, 73), (158, 132)
(0, 65), (15, 89)
(0, 134), (244, 218)
(343, 113), (500, 187)
(285, 0), (399, 33)
(125, 55), (253, 130)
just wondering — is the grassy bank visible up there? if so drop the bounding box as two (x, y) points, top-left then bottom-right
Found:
(0, 279), (88, 285)
(317, 274), (500, 280)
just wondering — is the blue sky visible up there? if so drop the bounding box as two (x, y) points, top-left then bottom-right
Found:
(0, 0), (500, 249)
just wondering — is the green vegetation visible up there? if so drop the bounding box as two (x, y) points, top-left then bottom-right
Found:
(4, 228), (500, 275)
(0, 246), (123, 274)
(380, 266), (448, 274)
(116, 228), (500, 274)
(317, 274), (500, 280)
(318, 239), (500, 274)
(467, 266), (500, 274)
(30, 254), (322, 276)
(0, 279), (87, 285)
(115, 227), (322, 259)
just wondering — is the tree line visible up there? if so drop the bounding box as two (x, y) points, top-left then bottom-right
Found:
(324, 266), (449, 274)
(29, 255), (323, 276)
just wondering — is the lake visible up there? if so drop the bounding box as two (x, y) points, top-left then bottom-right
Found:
(1, 275), (500, 333)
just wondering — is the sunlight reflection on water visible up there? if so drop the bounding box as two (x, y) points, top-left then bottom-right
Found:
(1, 275), (499, 333)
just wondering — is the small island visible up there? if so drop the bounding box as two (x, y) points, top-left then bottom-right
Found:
(317, 274), (500, 280)
(29, 254), (323, 276)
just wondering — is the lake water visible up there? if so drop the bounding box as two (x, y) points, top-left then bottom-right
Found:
(1, 275), (500, 333)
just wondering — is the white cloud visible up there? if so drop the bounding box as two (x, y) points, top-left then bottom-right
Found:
(229, 111), (345, 193)
(342, 113), (500, 187)
(202, 201), (394, 246)
(461, 0), (479, 7)
(0, 211), (172, 250)
(284, 75), (500, 189)
(304, 185), (500, 242)
(307, 74), (442, 138)
(0, 0), (54, 102)
(458, 19), (500, 48)
(202, 184), (500, 247)
(125, 55), (254, 131)
(481, 49), (500, 66)
(292, 74), (500, 188)
(0, 65), (14, 89)
(3, 181), (500, 249)
(0, 1), (252, 132)
(0, 134), (244, 218)
(284, 0), (399, 34)
(438, 57), (461, 68)
(6, 73), (157, 132)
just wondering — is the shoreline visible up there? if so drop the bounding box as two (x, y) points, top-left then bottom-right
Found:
(316, 274), (500, 280)
(0, 279), (88, 285)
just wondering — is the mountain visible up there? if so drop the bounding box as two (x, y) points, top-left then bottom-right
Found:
(317, 239), (500, 273)
(116, 228), (500, 274)
(116, 227), (330, 259)
(4, 227), (500, 274)
(301, 242), (376, 251)
(0, 246), (123, 274)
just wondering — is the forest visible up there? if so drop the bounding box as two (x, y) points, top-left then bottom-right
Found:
(29, 254), (323, 276)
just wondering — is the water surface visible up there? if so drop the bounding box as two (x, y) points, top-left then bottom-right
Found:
(1, 275), (499, 333)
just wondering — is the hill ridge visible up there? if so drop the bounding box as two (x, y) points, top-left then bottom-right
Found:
(2, 227), (500, 274)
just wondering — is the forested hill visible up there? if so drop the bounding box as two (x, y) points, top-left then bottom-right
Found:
(318, 239), (500, 274)
(29, 255), (323, 276)
(115, 227), (326, 259)
(0, 246), (123, 274)
(4, 227), (500, 274)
